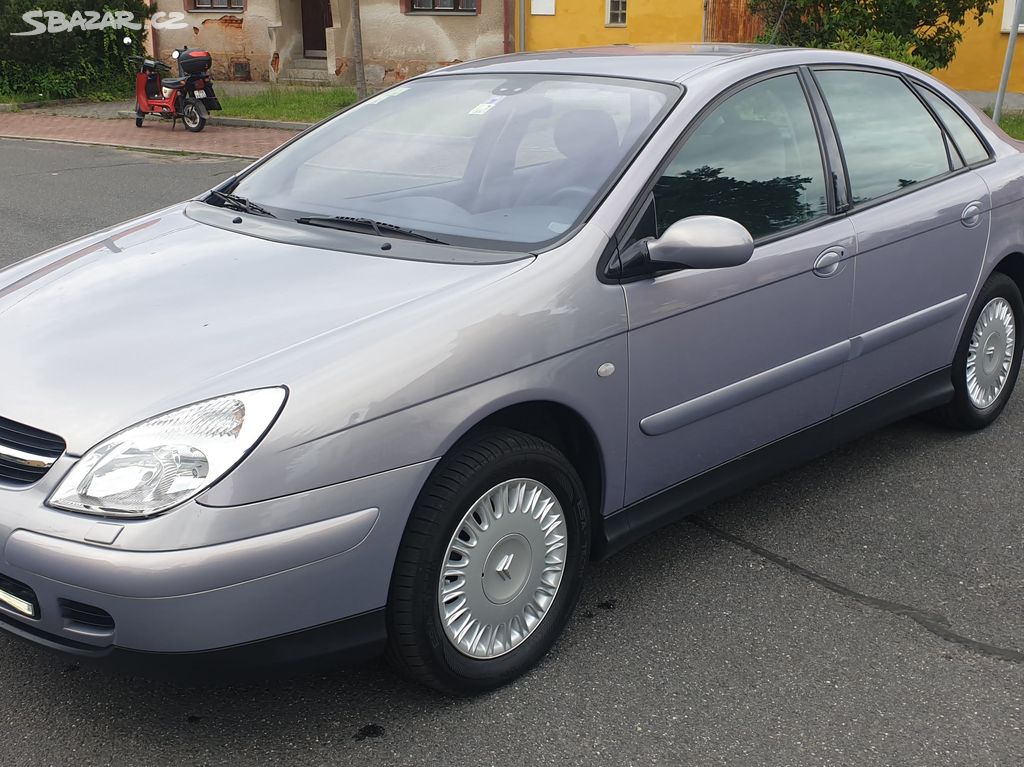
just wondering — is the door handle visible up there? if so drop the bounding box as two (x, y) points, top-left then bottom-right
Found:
(813, 249), (843, 278)
(961, 202), (983, 228)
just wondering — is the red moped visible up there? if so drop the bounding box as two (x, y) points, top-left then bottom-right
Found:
(131, 46), (222, 132)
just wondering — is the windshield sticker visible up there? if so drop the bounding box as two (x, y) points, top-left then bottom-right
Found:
(469, 95), (505, 115)
(366, 86), (410, 105)
(548, 221), (569, 234)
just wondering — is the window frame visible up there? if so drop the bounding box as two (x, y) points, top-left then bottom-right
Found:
(402, 0), (480, 15)
(807, 65), (986, 216)
(188, 0), (245, 11)
(1003, 0), (1024, 33)
(606, 0), (627, 27)
(606, 67), (840, 282)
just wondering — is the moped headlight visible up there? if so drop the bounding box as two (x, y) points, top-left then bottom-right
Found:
(48, 388), (286, 518)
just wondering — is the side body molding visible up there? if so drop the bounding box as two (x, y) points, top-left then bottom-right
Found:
(640, 295), (967, 437)
(848, 294), (967, 360)
(639, 340), (851, 436)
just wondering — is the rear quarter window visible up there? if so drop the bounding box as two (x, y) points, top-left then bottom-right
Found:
(914, 85), (991, 166)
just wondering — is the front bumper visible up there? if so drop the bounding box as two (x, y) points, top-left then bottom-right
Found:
(0, 458), (438, 660)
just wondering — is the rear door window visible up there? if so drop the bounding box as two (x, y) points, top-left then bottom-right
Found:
(815, 70), (952, 204)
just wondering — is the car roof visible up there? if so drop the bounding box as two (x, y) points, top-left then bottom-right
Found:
(431, 44), (786, 83)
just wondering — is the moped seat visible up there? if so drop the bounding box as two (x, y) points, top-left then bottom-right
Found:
(161, 77), (189, 89)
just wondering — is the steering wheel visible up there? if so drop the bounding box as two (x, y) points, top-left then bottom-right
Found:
(546, 185), (595, 208)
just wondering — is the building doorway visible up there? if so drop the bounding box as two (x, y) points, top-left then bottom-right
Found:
(301, 0), (333, 58)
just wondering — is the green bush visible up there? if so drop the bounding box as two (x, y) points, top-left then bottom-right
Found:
(749, 0), (996, 71)
(0, 1), (150, 100)
(827, 29), (934, 70)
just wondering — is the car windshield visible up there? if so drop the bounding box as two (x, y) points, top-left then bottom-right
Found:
(229, 74), (679, 250)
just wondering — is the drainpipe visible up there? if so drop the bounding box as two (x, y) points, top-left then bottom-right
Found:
(518, 0), (526, 51)
(147, 0), (158, 58)
(503, 0), (513, 53)
(994, 0), (1023, 124)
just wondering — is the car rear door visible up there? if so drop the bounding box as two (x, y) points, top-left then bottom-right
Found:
(810, 68), (993, 411)
(617, 71), (857, 505)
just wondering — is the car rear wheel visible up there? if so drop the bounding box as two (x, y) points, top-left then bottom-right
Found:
(935, 272), (1023, 430)
(386, 428), (589, 695)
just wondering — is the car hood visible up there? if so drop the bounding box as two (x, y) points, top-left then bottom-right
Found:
(0, 204), (530, 452)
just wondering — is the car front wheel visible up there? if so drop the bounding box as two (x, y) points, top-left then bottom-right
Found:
(936, 271), (1023, 430)
(386, 428), (589, 694)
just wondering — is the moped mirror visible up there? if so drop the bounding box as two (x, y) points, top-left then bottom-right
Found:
(172, 50), (180, 59)
(629, 215), (754, 276)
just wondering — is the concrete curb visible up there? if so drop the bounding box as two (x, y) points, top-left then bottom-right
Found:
(0, 97), (92, 112)
(0, 134), (259, 160)
(117, 110), (311, 131)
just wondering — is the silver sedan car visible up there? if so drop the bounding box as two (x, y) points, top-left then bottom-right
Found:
(1, 45), (1022, 694)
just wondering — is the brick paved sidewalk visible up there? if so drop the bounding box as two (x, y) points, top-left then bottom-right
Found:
(0, 112), (293, 159)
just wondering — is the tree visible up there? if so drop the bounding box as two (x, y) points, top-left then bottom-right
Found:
(749, 0), (996, 71)
(0, 0), (149, 98)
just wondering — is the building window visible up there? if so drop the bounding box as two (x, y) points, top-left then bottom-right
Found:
(190, 0), (244, 10)
(409, 0), (478, 11)
(606, 0), (626, 26)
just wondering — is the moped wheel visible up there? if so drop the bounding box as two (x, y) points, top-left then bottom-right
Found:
(182, 99), (206, 133)
(134, 103), (145, 128)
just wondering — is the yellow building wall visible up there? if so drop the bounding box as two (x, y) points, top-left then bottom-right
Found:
(935, 0), (1023, 92)
(517, 0), (1021, 95)
(523, 0), (704, 51)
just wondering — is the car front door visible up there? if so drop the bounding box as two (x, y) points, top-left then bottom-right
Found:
(810, 68), (993, 411)
(618, 71), (857, 506)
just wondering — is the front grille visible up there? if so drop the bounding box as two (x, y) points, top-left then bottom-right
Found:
(0, 573), (40, 618)
(0, 416), (66, 486)
(58, 599), (115, 630)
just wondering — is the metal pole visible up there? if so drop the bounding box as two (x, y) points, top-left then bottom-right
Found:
(351, 0), (367, 100)
(994, 0), (1023, 124)
(518, 0), (526, 51)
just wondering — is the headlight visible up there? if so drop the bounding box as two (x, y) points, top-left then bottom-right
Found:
(48, 388), (286, 517)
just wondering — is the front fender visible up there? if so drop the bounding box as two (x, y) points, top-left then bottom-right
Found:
(199, 335), (629, 516)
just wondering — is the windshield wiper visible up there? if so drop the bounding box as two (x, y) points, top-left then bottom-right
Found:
(207, 189), (277, 218)
(295, 215), (448, 245)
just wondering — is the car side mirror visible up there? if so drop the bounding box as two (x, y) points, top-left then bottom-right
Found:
(620, 216), (754, 278)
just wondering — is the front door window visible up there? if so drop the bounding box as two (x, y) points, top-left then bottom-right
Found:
(649, 73), (829, 240)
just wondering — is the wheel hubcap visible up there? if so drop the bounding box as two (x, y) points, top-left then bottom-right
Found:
(184, 106), (199, 127)
(438, 478), (567, 659)
(967, 297), (1016, 409)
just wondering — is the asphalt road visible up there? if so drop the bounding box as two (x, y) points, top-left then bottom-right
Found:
(0, 138), (1021, 767)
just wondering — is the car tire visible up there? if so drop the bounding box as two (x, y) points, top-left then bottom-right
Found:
(386, 428), (590, 695)
(934, 271), (1023, 430)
